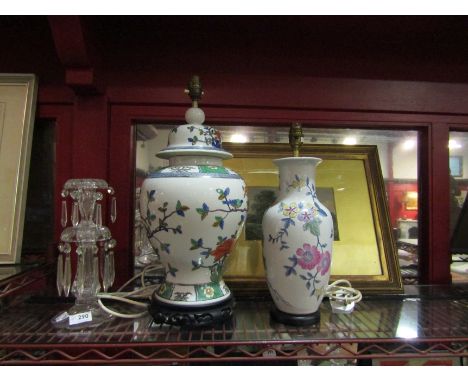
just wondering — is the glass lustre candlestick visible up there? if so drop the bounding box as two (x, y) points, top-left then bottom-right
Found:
(51, 179), (117, 330)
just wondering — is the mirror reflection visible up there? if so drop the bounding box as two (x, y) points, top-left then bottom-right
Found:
(449, 131), (468, 283)
(135, 124), (420, 283)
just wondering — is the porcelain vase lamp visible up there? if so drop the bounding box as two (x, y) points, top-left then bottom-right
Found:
(262, 123), (333, 325)
(140, 76), (248, 310)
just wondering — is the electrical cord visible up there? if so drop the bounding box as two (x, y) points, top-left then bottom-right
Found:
(98, 266), (362, 319)
(97, 264), (163, 319)
(325, 279), (362, 310)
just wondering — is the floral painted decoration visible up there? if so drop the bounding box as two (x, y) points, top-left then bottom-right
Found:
(191, 236), (236, 282)
(317, 250), (331, 275)
(296, 243), (321, 270)
(196, 187), (247, 230)
(269, 175), (329, 252)
(267, 174), (332, 298)
(176, 125), (221, 148)
(141, 189), (188, 263)
(283, 243), (331, 297)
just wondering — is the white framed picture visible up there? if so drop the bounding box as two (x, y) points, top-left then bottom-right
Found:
(0, 74), (38, 263)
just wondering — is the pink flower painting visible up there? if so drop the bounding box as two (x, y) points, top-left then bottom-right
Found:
(296, 243), (321, 270)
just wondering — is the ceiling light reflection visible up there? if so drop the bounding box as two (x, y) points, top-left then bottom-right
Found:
(449, 139), (462, 150)
(343, 137), (357, 145)
(230, 133), (248, 143)
(402, 139), (416, 151)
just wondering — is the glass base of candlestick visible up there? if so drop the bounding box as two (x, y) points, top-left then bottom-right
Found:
(51, 300), (113, 330)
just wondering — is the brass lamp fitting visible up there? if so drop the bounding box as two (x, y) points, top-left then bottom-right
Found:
(289, 122), (304, 157)
(184, 75), (204, 108)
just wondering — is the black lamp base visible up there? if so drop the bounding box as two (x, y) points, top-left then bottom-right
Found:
(270, 306), (320, 326)
(149, 294), (235, 328)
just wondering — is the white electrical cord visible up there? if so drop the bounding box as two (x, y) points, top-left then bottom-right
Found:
(325, 279), (362, 307)
(98, 267), (362, 319)
(97, 264), (163, 319)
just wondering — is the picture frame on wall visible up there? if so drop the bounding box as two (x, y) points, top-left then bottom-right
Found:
(404, 191), (418, 211)
(223, 143), (403, 295)
(0, 74), (38, 264)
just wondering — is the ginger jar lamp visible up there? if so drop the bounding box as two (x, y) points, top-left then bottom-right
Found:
(141, 76), (248, 326)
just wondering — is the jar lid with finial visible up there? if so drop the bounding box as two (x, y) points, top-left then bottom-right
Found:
(157, 75), (232, 160)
